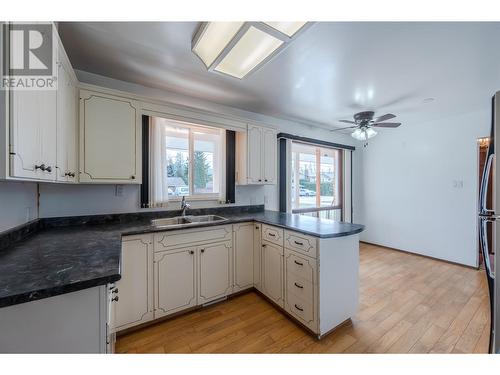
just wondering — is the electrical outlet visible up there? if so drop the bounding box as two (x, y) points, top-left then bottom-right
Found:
(115, 185), (124, 197)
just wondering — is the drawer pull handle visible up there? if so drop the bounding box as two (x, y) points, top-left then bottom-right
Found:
(294, 260), (303, 266)
(268, 233), (276, 237)
(294, 282), (303, 289)
(294, 304), (303, 312)
(294, 240), (304, 246)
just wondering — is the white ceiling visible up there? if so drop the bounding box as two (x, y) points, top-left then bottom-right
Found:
(59, 22), (500, 129)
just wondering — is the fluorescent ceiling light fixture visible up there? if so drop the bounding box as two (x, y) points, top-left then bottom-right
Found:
(264, 22), (307, 37)
(351, 127), (377, 141)
(192, 22), (311, 79)
(192, 22), (244, 67)
(215, 26), (283, 79)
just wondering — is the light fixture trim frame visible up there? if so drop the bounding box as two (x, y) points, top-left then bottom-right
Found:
(191, 21), (314, 80)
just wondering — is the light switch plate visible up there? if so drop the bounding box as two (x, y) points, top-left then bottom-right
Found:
(115, 185), (124, 197)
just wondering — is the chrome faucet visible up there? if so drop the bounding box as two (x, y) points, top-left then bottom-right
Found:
(180, 196), (191, 216)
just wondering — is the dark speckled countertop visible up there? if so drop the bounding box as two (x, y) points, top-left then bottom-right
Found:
(0, 205), (363, 308)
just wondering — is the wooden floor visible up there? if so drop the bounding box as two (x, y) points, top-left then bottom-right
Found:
(116, 243), (491, 353)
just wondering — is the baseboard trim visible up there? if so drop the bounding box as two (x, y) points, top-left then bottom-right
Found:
(360, 241), (478, 270)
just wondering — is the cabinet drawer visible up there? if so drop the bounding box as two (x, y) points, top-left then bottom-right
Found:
(262, 224), (284, 247)
(285, 230), (317, 258)
(286, 274), (314, 303)
(154, 225), (232, 252)
(285, 249), (317, 284)
(285, 290), (316, 332)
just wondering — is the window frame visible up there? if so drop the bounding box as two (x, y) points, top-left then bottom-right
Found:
(289, 140), (344, 220)
(162, 119), (223, 202)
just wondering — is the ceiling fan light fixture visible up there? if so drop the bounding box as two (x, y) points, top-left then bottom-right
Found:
(351, 127), (377, 141)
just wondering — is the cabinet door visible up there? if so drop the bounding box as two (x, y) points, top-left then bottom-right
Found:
(262, 128), (277, 184)
(198, 241), (232, 304)
(56, 56), (78, 182)
(247, 125), (262, 184)
(79, 90), (141, 183)
(114, 235), (154, 331)
(253, 223), (262, 291)
(10, 89), (57, 181)
(261, 242), (284, 307)
(233, 223), (254, 292)
(154, 247), (197, 319)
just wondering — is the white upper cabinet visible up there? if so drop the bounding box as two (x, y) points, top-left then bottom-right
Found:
(79, 90), (141, 184)
(236, 124), (277, 185)
(233, 223), (254, 292)
(247, 125), (263, 184)
(10, 88), (57, 181)
(262, 127), (277, 184)
(6, 25), (77, 183)
(56, 42), (78, 182)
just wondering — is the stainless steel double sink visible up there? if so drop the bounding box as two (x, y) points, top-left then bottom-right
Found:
(151, 215), (228, 229)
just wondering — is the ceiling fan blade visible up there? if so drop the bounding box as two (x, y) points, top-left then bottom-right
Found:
(331, 126), (358, 132)
(338, 119), (356, 124)
(373, 113), (396, 123)
(372, 122), (401, 128)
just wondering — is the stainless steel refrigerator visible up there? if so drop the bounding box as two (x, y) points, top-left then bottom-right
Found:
(479, 91), (500, 353)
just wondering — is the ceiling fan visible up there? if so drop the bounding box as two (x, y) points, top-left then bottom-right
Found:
(332, 111), (401, 141)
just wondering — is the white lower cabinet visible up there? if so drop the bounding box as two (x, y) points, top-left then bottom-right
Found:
(261, 241), (284, 308)
(284, 249), (318, 332)
(233, 223), (254, 292)
(114, 235), (154, 331)
(115, 223), (359, 339)
(154, 247), (197, 319)
(198, 241), (233, 304)
(253, 223), (262, 292)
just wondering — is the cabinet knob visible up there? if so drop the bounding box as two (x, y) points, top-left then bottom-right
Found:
(111, 296), (119, 302)
(255, 226), (259, 229)
(258, 179), (262, 182)
(45, 166), (52, 173)
(200, 249), (205, 253)
(262, 244), (266, 248)
(265, 179), (268, 182)
(112, 288), (119, 294)
(35, 164), (46, 171)
(130, 175), (136, 180)
(189, 250), (194, 255)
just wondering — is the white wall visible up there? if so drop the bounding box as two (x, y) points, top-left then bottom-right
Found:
(361, 109), (490, 267)
(38, 71), (363, 220)
(38, 183), (266, 217)
(0, 181), (38, 232)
